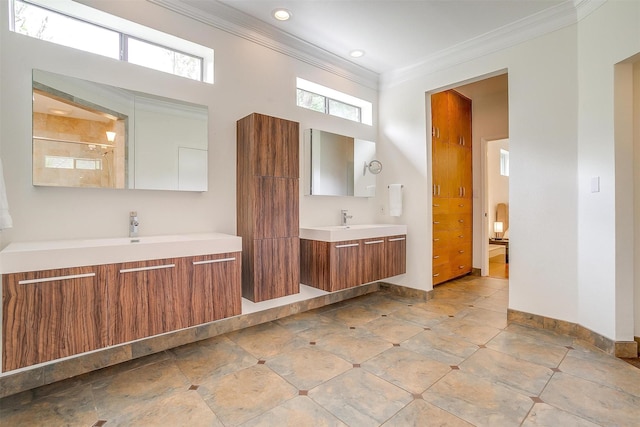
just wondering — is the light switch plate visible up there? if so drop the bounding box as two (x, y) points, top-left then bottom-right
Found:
(590, 176), (600, 193)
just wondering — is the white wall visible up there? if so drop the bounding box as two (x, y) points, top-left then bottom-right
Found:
(577, 1), (640, 342)
(377, 0), (640, 342)
(378, 25), (581, 327)
(0, 0), (378, 251)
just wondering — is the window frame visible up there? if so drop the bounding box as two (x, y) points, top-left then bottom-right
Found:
(296, 78), (373, 125)
(11, 0), (211, 83)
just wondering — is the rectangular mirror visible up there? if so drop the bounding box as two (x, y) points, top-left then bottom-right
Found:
(304, 129), (377, 197)
(32, 69), (208, 191)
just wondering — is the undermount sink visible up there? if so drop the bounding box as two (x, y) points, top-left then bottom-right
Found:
(0, 233), (242, 274)
(299, 224), (407, 242)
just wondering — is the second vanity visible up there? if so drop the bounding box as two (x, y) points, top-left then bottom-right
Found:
(1, 233), (241, 371)
(300, 224), (407, 292)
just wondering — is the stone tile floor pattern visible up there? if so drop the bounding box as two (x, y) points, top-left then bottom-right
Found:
(1, 276), (639, 426)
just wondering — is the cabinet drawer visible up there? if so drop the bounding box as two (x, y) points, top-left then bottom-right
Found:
(433, 231), (449, 251)
(3, 266), (107, 371)
(449, 229), (472, 245)
(432, 264), (451, 285)
(433, 213), (450, 232)
(433, 248), (449, 267)
(449, 198), (472, 214)
(448, 213), (470, 230)
(432, 199), (448, 215)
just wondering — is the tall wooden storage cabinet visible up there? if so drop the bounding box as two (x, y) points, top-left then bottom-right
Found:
(237, 113), (300, 302)
(431, 90), (473, 285)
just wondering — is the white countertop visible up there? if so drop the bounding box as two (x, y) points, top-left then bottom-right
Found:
(0, 233), (242, 274)
(299, 224), (407, 242)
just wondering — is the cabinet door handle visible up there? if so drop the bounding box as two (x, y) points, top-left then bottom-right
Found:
(458, 235), (464, 238)
(335, 243), (359, 248)
(365, 240), (384, 245)
(19, 272), (96, 285)
(437, 185), (441, 195)
(433, 273), (440, 277)
(458, 219), (464, 223)
(433, 221), (440, 224)
(458, 265), (465, 269)
(388, 237), (406, 242)
(458, 204), (464, 207)
(433, 238), (440, 242)
(119, 264), (175, 274)
(433, 204), (440, 207)
(193, 257), (236, 265)
(459, 250), (465, 254)
(433, 255), (440, 259)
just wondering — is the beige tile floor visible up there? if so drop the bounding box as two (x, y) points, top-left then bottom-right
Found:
(1, 276), (639, 426)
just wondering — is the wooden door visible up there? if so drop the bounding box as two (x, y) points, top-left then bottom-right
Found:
(2, 266), (107, 371)
(108, 259), (179, 345)
(386, 235), (407, 277)
(362, 238), (386, 283)
(431, 91), (450, 144)
(330, 240), (361, 291)
(179, 253), (242, 327)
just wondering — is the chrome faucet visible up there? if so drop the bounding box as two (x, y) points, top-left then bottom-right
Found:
(129, 211), (139, 238)
(341, 209), (353, 227)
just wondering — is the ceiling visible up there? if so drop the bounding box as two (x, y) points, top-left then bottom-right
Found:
(212, 0), (569, 75)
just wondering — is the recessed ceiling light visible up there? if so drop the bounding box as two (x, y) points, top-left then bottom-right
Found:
(272, 8), (292, 21)
(349, 50), (365, 58)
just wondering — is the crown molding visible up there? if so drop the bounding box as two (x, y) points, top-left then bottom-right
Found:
(379, 0), (589, 89)
(147, 0), (379, 89)
(149, 0), (607, 92)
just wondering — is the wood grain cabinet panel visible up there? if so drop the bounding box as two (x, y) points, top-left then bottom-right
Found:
(237, 113), (300, 302)
(2, 266), (107, 371)
(177, 252), (242, 327)
(386, 235), (407, 277)
(362, 238), (386, 283)
(432, 89), (473, 285)
(253, 177), (299, 239)
(331, 240), (363, 291)
(107, 259), (180, 345)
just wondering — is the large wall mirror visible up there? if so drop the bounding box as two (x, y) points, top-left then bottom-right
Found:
(32, 69), (208, 191)
(304, 129), (378, 197)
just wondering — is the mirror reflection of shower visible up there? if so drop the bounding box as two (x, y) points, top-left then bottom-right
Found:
(32, 88), (127, 189)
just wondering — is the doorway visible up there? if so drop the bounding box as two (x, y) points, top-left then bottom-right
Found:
(453, 73), (509, 279)
(486, 138), (509, 278)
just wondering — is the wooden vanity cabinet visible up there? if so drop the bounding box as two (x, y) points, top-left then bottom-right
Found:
(300, 235), (407, 292)
(3, 251), (243, 371)
(2, 266), (107, 371)
(432, 90), (472, 285)
(177, 252), (242, 328)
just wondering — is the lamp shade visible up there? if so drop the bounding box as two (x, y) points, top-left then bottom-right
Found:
(493, 222), (504, 233)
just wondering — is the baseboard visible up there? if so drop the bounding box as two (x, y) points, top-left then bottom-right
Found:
(378, 281), (433, 301)
(507, 309), (638, 358)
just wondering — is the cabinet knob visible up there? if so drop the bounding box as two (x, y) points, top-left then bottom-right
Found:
(433, 273), (440, 277)
(434, 255), (440, 259)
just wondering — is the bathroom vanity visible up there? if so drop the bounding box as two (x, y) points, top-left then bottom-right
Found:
(299, 225), (407, 292)
(0, 233), (241, 371)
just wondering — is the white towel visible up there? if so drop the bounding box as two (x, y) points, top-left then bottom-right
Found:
(0, 157), (13, 230)
(389, 184), (403, 217)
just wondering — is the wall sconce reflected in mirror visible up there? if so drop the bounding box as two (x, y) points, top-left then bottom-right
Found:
(493, 221), (504, 240)
(363, 159), (383, 175)
(106, 131), (116, 142)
